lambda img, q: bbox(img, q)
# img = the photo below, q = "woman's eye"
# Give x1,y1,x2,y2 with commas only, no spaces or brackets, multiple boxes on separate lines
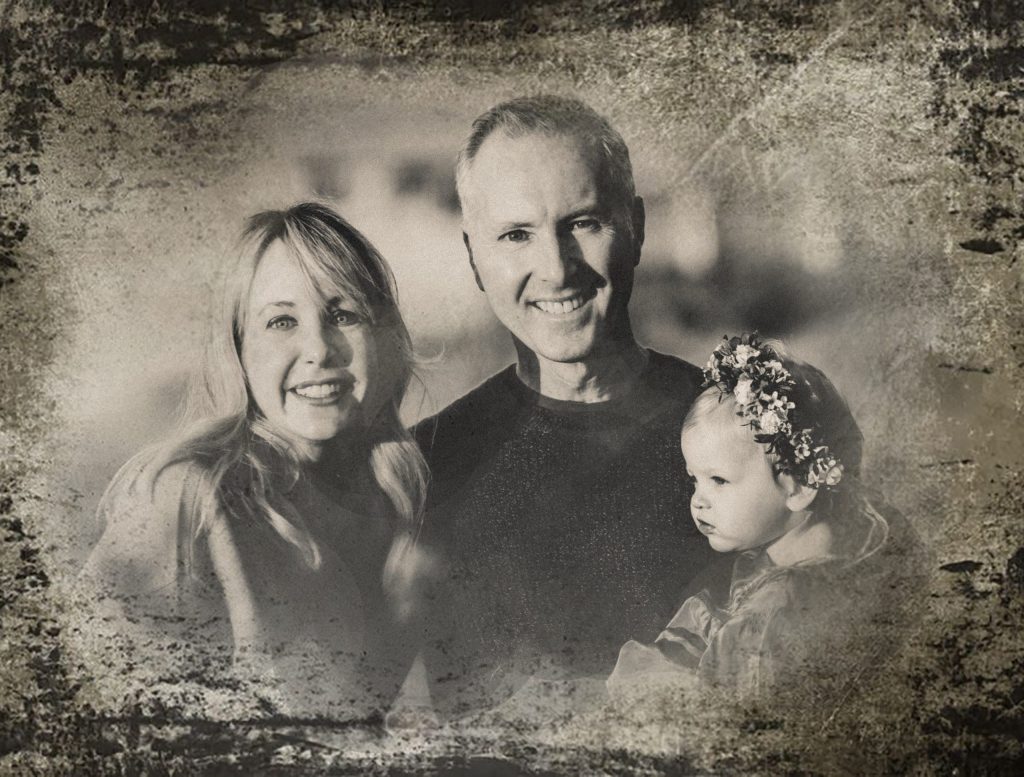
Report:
500,229,530,243
330,309,362,326
267,315,296,330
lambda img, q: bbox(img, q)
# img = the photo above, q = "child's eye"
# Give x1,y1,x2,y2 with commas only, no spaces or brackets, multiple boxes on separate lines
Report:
267,315,297,330
711,476,728,485
329,308,362,327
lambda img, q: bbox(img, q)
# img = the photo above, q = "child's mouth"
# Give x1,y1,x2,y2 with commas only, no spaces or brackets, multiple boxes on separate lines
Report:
695,518,715,535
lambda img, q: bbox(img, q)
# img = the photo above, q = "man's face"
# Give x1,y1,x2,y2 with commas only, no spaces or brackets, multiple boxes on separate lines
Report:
460,131,643,366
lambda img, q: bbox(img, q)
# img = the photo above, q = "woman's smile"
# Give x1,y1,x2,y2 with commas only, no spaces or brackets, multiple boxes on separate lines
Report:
289,377,353,403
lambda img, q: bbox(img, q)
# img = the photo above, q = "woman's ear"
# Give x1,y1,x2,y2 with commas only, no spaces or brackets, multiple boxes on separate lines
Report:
778,472,819,513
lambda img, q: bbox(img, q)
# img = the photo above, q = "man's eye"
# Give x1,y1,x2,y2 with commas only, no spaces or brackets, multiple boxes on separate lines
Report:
267,315,296,330
500,229,530,243
570,218,600,232
330,309,362,327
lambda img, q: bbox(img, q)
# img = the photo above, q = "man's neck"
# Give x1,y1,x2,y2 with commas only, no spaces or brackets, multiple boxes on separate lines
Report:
514,339,650,403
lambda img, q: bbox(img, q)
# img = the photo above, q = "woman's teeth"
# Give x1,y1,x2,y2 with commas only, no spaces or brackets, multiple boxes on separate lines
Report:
534,294,586,315
294,382,342,399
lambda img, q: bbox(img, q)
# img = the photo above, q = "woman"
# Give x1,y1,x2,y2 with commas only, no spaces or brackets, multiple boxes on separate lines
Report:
81,203,428,719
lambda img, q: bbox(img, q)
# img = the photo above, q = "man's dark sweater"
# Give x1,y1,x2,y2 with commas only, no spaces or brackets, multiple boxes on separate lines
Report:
414,350,719,713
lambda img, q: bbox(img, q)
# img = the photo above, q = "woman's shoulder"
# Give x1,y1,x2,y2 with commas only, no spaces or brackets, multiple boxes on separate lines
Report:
83,456,211,597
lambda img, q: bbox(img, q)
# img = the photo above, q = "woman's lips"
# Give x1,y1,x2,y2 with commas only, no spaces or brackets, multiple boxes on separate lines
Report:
289,378,352,404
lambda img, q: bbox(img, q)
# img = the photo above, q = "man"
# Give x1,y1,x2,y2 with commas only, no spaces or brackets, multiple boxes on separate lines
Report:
416,95,718,715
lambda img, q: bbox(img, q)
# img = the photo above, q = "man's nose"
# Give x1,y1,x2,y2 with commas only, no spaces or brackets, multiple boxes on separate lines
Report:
534,229,581,285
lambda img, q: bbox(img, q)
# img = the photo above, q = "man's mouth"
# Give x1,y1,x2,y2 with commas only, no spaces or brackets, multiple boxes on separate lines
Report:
530,288,595,315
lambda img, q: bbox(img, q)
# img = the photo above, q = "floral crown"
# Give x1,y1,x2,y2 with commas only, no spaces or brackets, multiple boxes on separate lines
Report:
702,333,844,489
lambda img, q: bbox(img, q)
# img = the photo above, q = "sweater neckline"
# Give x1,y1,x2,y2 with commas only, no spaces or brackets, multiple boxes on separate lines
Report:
499,354,657,415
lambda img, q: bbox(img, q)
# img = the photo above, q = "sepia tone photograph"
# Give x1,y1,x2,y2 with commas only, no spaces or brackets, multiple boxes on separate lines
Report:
1,1,1022,774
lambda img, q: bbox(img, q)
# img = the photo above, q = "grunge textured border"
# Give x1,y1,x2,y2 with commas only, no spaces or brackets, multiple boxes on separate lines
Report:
1,1,1022,773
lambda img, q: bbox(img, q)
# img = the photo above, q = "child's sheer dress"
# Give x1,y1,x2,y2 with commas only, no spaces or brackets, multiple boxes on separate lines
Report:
609,506,925,703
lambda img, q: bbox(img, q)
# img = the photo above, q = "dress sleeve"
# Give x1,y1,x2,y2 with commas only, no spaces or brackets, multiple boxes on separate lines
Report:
73,461,233,704
81,461,205,616
697,583,809,697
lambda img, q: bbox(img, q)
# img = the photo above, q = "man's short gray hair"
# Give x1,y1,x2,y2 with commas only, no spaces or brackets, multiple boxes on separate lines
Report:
455,95,638,221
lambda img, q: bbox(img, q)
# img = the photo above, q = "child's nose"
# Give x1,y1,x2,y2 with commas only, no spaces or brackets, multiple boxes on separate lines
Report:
691,488,709,511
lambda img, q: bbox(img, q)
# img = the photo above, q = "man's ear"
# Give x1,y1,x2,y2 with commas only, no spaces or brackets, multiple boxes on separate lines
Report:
463,231,484,291
779,472,818,513
631,196,646,265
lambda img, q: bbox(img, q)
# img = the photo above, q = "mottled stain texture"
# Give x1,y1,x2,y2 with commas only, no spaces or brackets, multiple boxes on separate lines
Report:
1,0,1022,774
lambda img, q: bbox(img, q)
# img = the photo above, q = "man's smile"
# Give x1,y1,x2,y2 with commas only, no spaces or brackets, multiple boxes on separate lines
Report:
529,287,597,316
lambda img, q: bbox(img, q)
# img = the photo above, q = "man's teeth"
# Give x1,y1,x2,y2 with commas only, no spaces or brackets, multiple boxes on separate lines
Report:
534,295,586,314
294,382,342,399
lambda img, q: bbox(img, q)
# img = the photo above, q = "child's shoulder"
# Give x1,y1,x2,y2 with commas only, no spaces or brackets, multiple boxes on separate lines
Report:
729,555,860,631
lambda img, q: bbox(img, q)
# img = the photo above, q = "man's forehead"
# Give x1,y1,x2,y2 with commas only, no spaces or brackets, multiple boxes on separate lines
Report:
462,130,606,216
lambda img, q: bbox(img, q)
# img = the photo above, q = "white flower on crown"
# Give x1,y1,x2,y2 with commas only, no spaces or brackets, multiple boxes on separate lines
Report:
733,344,759,366
733,375,755,406
760,391,794,412
793,433,812,461
758,408,788,435
824,463,844,487
706,356,722,383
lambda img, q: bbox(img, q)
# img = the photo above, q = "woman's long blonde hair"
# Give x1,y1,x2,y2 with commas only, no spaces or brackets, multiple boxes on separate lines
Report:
99,203,427,572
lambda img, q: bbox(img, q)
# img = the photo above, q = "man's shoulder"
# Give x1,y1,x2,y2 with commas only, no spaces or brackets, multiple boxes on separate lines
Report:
643,349,704,396
413,364,521,460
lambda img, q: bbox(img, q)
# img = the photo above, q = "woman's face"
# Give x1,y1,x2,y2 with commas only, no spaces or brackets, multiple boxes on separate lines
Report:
240,240,391,460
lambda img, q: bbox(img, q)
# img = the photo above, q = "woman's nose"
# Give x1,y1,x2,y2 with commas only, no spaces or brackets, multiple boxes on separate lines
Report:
302,321,346,365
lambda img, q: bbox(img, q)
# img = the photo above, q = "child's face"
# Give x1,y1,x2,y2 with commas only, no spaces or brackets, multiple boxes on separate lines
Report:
681,405,802,555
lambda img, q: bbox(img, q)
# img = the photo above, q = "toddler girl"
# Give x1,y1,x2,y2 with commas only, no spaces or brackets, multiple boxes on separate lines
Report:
609,333,916,699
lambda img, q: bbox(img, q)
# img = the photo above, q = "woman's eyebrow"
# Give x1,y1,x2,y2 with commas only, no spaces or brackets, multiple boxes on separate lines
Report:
257,300,295,314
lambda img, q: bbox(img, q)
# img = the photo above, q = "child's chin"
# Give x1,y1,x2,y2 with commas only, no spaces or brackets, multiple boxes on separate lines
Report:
707,536,736,553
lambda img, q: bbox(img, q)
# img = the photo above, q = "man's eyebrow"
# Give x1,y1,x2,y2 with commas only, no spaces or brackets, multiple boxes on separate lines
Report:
563,204,605,221
493,220,534,232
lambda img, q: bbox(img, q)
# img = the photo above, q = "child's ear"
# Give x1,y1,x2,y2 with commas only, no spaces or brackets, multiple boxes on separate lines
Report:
778,472,818,513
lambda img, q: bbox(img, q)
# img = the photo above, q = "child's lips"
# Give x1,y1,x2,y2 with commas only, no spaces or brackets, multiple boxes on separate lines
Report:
695,518,715,535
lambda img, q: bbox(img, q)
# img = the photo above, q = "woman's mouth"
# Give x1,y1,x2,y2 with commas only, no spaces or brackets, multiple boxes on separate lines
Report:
289,379,350,403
